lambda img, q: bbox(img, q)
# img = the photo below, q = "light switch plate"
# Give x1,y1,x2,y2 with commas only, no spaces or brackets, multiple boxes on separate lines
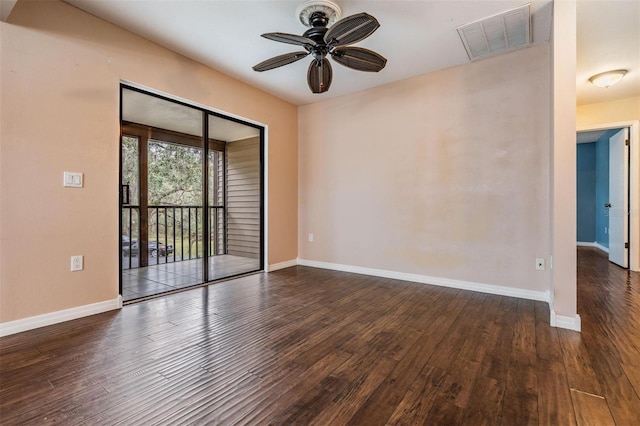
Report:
64,172,83,188
71,255,83,271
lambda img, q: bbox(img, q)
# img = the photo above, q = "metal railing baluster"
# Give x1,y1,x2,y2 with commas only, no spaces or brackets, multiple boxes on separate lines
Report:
121,205,223,267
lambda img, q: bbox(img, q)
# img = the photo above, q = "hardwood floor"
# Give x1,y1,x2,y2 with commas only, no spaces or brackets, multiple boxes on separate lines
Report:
1,247,638,425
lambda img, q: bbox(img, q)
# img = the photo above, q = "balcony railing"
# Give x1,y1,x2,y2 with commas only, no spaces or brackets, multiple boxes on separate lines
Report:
122,205,224,269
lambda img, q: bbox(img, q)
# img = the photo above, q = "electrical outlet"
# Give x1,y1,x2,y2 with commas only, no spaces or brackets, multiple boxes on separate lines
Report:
535,258,545,271
308,233,314,242
605,227,608,234
71,255,83,272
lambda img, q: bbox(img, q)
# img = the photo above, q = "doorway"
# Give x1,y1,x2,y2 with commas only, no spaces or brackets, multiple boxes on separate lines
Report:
119,86,264,301
577,125,636,269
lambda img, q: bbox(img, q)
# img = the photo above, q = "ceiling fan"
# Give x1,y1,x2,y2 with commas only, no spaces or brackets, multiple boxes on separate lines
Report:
252,0,387,94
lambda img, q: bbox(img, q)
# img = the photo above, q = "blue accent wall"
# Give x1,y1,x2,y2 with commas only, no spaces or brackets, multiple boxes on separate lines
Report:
577,143,596,242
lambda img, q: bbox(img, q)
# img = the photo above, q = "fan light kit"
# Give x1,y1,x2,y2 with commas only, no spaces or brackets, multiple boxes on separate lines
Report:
253,0,387,94
589,69,628,88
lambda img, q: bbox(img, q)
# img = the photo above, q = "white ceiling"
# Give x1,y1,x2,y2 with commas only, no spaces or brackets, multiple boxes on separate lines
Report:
59,1,638,107
576,0,640,105
576,129,606,144
64,0,556,106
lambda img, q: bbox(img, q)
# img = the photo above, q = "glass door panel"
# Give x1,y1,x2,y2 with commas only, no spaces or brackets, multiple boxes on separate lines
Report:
208,114,262,279
121,87,204,301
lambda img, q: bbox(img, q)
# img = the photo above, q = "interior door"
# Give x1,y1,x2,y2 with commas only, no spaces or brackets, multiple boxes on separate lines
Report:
608,128,629,268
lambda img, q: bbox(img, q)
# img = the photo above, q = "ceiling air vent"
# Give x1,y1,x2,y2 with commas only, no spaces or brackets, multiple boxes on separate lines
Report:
457,3,531,61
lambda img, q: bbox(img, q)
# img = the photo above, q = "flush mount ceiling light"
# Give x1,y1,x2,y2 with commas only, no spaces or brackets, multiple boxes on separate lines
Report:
589,69,628,88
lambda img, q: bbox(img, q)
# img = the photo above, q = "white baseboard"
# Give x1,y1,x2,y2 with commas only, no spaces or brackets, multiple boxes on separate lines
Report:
0,296,122,337
577,241,596,247
297,258,550,302
577,241,609,253
550,310,581,331
267,259,298,272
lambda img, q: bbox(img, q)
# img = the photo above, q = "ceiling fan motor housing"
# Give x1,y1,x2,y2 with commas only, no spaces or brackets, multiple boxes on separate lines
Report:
304,12,330,59
303,18,329,43
309,11,329,27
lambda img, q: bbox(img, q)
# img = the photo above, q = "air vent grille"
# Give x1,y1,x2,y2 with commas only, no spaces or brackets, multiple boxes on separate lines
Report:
457,4,531,61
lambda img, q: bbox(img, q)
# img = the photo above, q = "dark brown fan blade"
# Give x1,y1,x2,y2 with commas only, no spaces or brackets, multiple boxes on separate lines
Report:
253,51,309,72
261,32,316,47
307,58,332,93
324,13,380,47
331,47,387,72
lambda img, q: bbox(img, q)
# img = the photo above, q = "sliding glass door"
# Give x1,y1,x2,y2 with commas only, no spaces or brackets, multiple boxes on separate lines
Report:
119,86,263,301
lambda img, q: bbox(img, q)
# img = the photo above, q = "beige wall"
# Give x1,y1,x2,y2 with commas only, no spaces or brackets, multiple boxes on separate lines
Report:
577,96,640,128
299,43,552,293
0,0,297,323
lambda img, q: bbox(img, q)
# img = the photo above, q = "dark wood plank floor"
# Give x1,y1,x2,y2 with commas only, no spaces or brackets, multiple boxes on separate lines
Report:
1,247,638,425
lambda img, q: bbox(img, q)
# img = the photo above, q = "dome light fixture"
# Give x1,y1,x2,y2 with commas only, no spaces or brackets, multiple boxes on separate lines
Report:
589,69,628,88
